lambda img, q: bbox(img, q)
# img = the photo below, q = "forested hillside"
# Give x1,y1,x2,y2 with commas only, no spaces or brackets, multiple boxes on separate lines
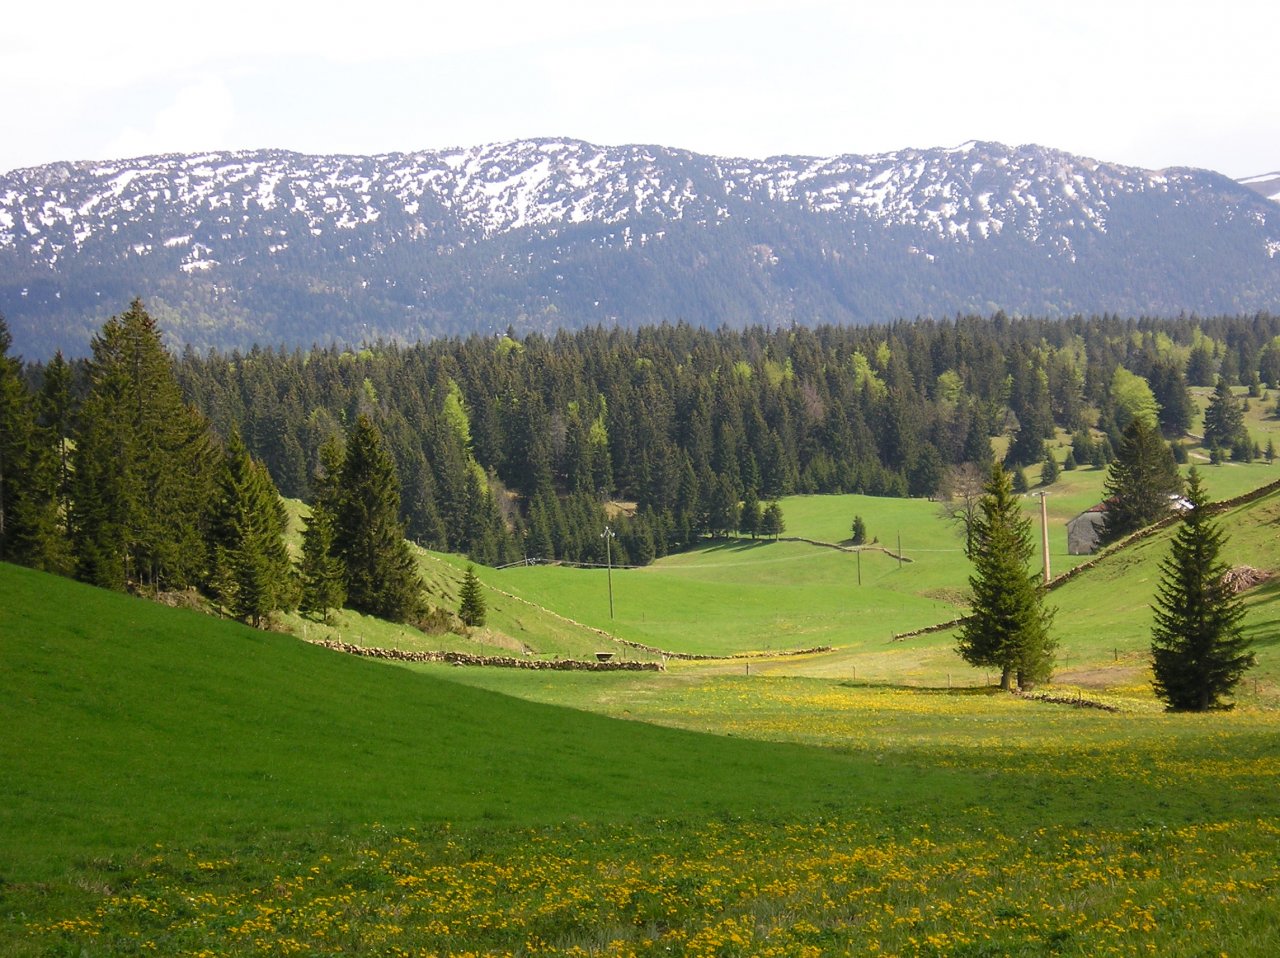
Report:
9,305,1280,587
168,310,1277,566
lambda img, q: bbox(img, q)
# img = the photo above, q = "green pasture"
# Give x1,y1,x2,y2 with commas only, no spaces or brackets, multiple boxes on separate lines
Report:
5,560,1280,956
492,539,958,656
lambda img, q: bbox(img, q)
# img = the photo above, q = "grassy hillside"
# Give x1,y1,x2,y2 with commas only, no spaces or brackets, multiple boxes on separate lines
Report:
6,561,1280,956
2,562,918,879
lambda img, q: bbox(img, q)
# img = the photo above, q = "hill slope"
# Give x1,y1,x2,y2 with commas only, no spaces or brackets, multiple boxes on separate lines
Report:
0,561,969,881
4,139,1279,355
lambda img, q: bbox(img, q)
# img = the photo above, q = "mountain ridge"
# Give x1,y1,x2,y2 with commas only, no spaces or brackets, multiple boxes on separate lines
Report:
3,138,1278,356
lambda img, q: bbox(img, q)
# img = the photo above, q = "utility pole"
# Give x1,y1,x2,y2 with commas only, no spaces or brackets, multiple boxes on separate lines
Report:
601,525,616,618
1035,490,1051,584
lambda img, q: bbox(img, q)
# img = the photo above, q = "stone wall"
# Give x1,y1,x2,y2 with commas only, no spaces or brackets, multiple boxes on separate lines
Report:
311,639,662,671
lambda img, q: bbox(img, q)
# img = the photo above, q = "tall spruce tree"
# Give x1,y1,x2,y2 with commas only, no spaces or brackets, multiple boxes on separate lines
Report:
1100,418,1182,543
70,300,217,591
299,435,347,618
333,414,424,622
458,564,487,627
958,464,1056,689
1202,377,1247,456
1150,469,1255,710
209,431,296,627
0,317,66,570
760,501,785,539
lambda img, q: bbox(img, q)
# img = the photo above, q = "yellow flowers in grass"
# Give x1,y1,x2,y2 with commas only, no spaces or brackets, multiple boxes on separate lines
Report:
29,817,1280,956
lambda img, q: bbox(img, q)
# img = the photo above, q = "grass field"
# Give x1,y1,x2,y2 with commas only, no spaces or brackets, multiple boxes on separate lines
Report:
6,417,1280,956
5,532,1280,955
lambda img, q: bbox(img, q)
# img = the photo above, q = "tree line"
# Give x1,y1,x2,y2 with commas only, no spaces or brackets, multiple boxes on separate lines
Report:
0,302,422,627
162,309,1277,565
11,307,1280,578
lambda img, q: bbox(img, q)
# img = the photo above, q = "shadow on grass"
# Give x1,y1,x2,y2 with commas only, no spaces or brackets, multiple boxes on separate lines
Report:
689,538,778,556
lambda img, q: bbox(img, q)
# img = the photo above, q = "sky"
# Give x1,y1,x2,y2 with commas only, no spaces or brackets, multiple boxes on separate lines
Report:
3,0,1277,178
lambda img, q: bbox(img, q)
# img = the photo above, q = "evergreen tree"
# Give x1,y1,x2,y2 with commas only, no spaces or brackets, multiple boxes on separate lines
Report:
1149,357,1194,438
1150,469,1254,710
333,414,424,622
0,317,66,570
761,501,785,539
738,488,762,538
70,300,217,591
458,564,487,627
1011,464,1029,493
1040,450,1060,486
1202,377,1247,453
37,350,75,531
299,435,347,618
851,514,867,546
1101,418,1182,543
708,474,740,537
958,464,1056,689
209,431,296,627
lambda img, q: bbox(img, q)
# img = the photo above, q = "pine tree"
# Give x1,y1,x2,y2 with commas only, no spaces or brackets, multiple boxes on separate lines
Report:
1040,451,1060,486
0,317,66,570
851,514,867,546
1101,418,1182,543
1150,469,1254,710
958,464,1056,690
209,431,296,627
761,501,785,540
708,474,740,537
1202,377,1247,453
299,435,347,618
458,564,487,627
738,488,762,538
333,414,424,622
70,300,217,591
1011,465,1029,493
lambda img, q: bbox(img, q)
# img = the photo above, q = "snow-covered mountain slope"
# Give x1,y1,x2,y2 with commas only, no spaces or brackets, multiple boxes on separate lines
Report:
2,139,1278,355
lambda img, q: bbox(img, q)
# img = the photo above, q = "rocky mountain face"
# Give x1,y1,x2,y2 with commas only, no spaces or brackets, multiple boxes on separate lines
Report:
2,139,1278,356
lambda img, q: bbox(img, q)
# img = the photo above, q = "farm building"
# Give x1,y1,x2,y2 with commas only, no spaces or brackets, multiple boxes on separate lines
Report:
1067,504,1108,555
1066,494,1195,555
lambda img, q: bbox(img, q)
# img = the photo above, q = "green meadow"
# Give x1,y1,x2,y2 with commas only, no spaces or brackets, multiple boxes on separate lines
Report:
5,433,1280,955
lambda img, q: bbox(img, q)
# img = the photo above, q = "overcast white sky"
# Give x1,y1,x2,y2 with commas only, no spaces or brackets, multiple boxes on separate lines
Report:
3,0,1277,177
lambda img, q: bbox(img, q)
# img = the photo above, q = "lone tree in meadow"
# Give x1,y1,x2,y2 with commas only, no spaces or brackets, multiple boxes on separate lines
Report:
1150,468,1255,711
458,564,487,628
958,463,1056,690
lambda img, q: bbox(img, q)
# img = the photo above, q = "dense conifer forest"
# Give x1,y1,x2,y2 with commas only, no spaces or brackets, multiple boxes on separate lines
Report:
5,305,1280,616
169,310,1277,566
